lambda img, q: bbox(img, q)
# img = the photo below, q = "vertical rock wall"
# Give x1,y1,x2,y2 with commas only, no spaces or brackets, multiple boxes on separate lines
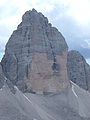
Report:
1,9,69,93
67,50,90,92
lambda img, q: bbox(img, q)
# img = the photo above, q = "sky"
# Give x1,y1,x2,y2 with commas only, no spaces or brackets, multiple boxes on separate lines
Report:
0,0,90,64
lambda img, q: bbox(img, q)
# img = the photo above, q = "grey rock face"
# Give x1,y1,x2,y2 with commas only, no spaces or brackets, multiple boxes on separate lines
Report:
0,63,5,89
0,84,90,120
1,9,69,93
67,50,90,91
0,63,16,93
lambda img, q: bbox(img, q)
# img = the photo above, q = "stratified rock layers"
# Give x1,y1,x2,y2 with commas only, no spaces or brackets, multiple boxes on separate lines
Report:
1,9,69,93
67,50,90,91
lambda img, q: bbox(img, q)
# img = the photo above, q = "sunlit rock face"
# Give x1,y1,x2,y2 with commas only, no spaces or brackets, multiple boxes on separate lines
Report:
67,50,90,92
1,9,70,93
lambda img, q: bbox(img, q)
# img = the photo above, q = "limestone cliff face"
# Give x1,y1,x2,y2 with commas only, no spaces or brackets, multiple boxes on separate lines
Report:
0,63,5,88
1,9,69,93
67,50,90,92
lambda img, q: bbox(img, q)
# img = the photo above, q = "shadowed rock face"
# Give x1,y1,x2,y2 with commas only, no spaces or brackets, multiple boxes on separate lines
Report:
0,63,5,88
67,50,90,92
1,9,69,93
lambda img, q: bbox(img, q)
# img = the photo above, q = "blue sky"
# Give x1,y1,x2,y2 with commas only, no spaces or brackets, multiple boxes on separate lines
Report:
0,0,90,64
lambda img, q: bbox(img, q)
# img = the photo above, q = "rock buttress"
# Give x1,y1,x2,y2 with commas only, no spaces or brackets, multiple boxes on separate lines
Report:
67,50,90,92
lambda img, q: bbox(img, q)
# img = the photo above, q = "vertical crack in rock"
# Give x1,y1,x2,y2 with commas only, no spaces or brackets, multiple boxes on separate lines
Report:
0,63,5,88
49,42,60,72
83,61,88,90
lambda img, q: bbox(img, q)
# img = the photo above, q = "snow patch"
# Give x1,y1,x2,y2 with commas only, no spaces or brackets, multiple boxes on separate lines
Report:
72,85,78,98
70,81,78,98
14,86,19,91
4,76,7,81
70,81,78,87
23,94,32,104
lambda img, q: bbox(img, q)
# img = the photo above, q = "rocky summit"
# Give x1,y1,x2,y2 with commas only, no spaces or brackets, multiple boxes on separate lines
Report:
0,9,90,120
1,9,69,94
67,50,90,92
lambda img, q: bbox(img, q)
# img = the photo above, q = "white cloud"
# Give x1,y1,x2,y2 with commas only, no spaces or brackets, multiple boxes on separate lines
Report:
0,0,8,6
85,39,90,48
86,58,90,65
59,0,90,25
82,39,90,49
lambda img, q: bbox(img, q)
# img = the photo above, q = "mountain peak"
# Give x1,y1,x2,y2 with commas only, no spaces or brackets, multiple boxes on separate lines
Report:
1,9,69,94
0,9,90,120
32,8,37,12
